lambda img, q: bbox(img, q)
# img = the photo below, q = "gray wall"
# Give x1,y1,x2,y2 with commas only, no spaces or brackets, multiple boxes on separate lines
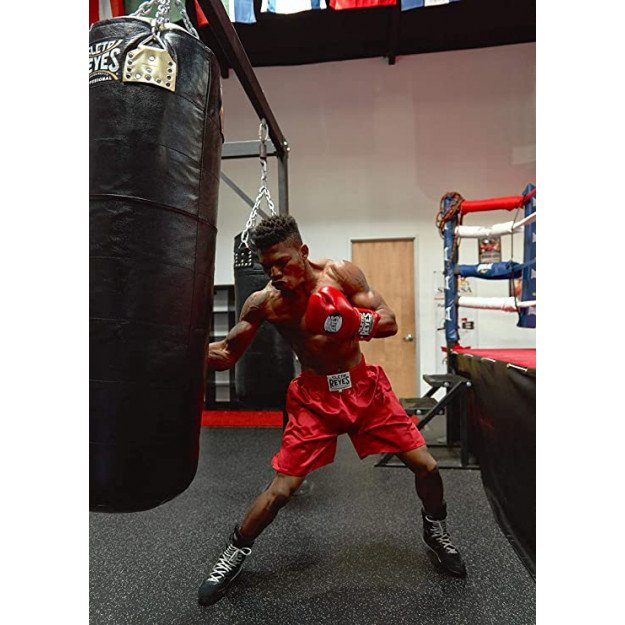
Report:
216,42,536,392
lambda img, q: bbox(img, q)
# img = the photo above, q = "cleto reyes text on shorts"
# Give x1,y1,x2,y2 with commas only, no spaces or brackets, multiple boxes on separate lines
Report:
326,371,352,392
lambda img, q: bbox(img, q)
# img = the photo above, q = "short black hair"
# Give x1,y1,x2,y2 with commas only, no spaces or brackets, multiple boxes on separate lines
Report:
252,215,303,250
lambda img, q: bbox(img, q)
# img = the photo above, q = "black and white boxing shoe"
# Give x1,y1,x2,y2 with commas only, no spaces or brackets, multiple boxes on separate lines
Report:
198,531,252,606
422,507,467,577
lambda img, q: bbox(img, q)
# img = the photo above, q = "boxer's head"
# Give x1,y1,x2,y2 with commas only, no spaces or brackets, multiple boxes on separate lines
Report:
253,215,309,292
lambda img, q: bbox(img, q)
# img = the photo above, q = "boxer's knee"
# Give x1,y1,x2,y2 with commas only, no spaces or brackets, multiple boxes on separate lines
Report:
397,446,439,476
264,475,303,510
417,454,439,476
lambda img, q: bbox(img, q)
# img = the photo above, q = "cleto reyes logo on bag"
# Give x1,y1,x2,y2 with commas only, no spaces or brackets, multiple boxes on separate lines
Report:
89,39,124,85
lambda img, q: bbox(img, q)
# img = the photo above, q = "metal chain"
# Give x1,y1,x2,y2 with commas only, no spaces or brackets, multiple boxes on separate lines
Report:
241,120,277,249
173,0,199,37
131,0,198,38
257,120,275,214
131,0,161,17
154,0,172,27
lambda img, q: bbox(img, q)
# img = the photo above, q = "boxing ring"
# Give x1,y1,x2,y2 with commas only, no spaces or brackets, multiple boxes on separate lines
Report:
438,185,536,577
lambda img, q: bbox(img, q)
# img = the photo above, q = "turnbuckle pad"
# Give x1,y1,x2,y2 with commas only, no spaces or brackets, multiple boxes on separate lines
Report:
123,44,177,92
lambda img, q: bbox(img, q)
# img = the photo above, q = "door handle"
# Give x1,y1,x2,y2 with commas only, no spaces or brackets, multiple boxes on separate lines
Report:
403,334,414,342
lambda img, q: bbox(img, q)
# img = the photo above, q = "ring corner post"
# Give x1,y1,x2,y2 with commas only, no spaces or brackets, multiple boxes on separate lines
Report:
518,183,536,329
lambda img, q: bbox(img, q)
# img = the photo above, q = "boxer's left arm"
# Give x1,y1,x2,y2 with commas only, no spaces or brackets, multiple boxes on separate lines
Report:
330,261,398,338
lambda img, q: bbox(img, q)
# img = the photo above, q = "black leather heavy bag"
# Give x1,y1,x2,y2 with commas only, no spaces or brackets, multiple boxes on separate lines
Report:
233,234,295,410
89,17,222,512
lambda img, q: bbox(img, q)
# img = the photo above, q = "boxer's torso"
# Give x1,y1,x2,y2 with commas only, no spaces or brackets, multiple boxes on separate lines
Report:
257,258,363,375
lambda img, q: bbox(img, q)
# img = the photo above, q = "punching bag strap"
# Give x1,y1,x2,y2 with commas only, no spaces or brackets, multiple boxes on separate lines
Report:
122,29,178,92
124,0,200,92
241,120,277,250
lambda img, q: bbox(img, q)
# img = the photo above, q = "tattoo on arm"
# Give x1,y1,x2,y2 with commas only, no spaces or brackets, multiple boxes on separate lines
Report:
331,261,398,336
331,260,369,294
332,261,383,308
351,268,370,293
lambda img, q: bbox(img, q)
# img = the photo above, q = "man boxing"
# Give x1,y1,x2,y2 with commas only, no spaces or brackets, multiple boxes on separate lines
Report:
198,215,466,606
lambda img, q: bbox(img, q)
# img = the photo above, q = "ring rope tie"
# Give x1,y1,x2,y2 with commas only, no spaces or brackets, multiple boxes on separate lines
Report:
435,191,464,265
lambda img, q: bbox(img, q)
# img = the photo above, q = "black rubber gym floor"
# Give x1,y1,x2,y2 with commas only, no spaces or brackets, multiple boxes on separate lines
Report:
90,428,536,625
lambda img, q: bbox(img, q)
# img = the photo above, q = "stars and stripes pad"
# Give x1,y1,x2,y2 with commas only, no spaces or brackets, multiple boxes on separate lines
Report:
456,261,527,280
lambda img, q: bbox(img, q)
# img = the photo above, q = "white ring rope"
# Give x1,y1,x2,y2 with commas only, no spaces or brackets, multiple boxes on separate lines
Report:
455,212,536,239
458,296,536,312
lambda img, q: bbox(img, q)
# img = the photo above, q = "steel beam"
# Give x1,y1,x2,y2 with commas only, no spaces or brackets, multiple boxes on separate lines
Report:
277,150,289,215
193,0,288,160
222,140,278,160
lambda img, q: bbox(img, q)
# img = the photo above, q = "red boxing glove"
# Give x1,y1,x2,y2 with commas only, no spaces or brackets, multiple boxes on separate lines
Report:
303,286,380,341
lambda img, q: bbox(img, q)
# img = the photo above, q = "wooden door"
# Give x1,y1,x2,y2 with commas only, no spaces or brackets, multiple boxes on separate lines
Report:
351,238,417,398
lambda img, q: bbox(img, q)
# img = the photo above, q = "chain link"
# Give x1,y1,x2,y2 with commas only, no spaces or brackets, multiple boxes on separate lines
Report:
173,0,199,37
241,120,277,250
154,0,171,27
131,0,199,38
131,0,160,17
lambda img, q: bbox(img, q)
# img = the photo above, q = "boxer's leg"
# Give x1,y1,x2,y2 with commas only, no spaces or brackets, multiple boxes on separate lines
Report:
282,407,312,497
396,446,467,577
238,472,306,540
199,376,337,606
198,472,304,606
395,446,445,517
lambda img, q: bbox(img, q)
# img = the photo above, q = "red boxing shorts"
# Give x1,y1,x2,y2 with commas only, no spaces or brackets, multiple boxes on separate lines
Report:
272,357,425,477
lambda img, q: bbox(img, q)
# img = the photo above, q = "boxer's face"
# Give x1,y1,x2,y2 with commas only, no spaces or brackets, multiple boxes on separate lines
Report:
259,239,308,292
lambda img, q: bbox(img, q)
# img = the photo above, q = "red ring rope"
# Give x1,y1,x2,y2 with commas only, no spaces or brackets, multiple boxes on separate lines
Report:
460,188,536,214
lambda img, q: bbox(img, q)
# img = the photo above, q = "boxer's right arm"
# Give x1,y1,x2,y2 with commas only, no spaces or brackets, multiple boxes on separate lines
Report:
207,291,266,371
